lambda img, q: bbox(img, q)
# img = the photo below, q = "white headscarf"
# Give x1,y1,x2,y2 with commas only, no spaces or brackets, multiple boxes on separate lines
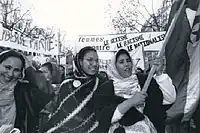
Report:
107,49,141,99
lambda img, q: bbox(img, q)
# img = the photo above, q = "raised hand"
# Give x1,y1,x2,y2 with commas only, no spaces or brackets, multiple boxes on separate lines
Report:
152,57,164,76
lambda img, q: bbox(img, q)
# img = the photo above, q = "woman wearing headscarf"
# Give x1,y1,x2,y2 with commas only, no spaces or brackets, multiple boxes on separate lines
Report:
0,50,52,133
43,46,112,133
110,49,166,133
93,49,166,133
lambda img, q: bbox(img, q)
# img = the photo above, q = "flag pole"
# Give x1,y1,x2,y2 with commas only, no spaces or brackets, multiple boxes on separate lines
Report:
142,0,186,93
141,44,145,70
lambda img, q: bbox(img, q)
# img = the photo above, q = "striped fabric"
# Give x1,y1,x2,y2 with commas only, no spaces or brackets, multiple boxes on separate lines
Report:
44,78,100,133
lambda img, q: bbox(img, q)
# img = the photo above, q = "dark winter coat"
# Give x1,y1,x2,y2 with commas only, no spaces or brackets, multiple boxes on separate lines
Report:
14,67,52,133
93,73,166,133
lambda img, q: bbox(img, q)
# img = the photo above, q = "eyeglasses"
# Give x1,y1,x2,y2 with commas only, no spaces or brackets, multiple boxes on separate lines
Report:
84,58,99,64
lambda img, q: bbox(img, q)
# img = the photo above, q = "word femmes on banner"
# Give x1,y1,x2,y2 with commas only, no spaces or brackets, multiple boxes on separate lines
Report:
116,34,165,52
0,28,55,52
78,34,141,51
78,36,111,51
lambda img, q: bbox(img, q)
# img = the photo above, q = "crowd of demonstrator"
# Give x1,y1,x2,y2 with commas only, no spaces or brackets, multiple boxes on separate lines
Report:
0,47,199,133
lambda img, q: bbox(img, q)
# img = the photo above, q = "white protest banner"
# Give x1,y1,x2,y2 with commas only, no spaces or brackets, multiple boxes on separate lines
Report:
130,45,145,70
97,48,145,72
76,32,166,52
0,25,59,55
98,51,114,71
76,32,165,72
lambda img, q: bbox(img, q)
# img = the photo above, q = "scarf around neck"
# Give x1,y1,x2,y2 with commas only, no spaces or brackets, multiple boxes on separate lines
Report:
46,52,101,133
0,50,26,128
0,80,18,127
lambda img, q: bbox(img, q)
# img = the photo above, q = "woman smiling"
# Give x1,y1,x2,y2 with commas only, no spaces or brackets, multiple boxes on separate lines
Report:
0,50,52,133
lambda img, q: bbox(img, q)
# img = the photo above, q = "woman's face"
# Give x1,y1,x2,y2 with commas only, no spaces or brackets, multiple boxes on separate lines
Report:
80,51,99,76
39,66,52,82
59,66,65,75
115,53,133,78
0,57,22,83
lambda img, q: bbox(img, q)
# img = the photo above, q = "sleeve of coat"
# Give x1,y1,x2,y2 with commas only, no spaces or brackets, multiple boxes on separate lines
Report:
93,80,120,132
24,67,53,94
25,83,53,114
93,80,144,132
24,67,53,113
146,79,166,133
138,74,166,133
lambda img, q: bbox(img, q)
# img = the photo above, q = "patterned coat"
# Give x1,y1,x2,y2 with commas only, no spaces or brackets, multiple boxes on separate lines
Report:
43,75,110,133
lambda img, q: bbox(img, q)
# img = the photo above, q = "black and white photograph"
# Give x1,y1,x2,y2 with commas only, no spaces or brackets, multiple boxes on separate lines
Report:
0,0,199,132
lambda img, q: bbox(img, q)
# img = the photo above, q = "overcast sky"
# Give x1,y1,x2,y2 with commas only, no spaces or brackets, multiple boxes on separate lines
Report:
19,0,164,40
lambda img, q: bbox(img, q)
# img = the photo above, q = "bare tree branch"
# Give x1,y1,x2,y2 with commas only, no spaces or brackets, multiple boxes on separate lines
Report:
6,7,19,15
135,8,155,28
141,0,172,32
136,0,152,17
11,10,29,27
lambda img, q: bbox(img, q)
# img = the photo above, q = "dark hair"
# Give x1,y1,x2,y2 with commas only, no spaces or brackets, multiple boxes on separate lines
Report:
41,62,53,75
0,50,25,70
78,46,97,60
99,71,108,80
41,62,62,84
115,49,131,63
73,46,98,77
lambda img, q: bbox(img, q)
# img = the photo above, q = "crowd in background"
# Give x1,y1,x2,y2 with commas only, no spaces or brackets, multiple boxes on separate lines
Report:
0,47,199,133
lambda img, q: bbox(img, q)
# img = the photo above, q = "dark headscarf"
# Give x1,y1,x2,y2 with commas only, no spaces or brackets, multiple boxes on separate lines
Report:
44,47,102,133
73,46,98,79
71,46,102,101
